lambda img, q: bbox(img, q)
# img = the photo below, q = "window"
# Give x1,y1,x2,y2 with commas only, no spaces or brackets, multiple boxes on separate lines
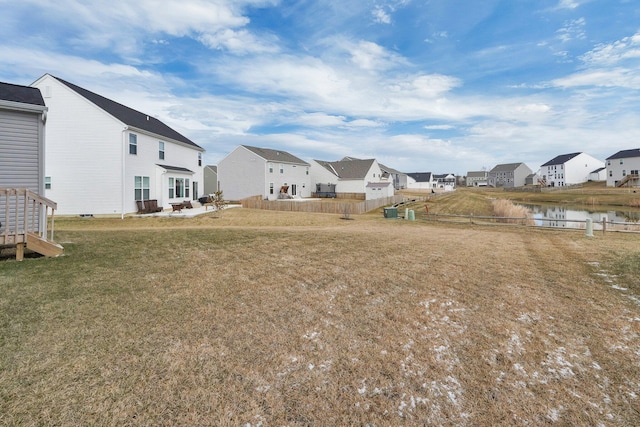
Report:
623,170,626,176
306,167,309,175
45,176,51,190
620,159,624,164
198,152,202,166
609,170,613,177
279,164,284,174
159,141,165,160
269,183,274,195
607,160,611,166
170,178,189,198
129,133,137,155
134,176,150,200
269,163,274,173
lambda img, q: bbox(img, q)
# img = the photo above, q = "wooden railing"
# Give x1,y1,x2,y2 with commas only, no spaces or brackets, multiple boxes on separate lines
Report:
0,188,58,246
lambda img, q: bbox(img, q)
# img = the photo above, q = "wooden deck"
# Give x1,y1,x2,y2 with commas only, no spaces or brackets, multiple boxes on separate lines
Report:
0,188,63,260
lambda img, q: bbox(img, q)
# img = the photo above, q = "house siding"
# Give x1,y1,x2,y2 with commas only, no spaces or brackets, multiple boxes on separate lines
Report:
33,75,124,215
542,153,604,187
32,75,204,215
219,146,311,201
606,151,640,187
0,109,42,191
218,146,269,201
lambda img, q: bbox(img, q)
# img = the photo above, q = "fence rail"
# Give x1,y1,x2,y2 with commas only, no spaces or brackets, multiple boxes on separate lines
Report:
241,195,405,214
0,188,58,245
413,211,640,232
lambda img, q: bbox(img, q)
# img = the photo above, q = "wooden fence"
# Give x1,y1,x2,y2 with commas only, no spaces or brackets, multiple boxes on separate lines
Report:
413,211,640,233
241,195,405,214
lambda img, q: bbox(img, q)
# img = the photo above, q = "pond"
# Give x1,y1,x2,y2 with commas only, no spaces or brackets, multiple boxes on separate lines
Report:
519,204,640,231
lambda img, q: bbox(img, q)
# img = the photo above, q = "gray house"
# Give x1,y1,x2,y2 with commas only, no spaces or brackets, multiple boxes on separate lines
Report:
0,81,62,259
203,165,218,195
488,163,533,187
0,82,47,192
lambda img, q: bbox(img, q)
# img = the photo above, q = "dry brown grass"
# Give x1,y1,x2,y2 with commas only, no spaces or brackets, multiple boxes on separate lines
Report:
491,199,534,225
1,210,639,425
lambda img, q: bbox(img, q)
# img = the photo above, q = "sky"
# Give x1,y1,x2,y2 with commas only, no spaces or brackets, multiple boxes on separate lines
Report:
1,0,639,175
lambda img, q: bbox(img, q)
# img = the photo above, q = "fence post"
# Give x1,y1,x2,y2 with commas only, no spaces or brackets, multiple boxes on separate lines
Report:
602,216,607,234
585,218,593,237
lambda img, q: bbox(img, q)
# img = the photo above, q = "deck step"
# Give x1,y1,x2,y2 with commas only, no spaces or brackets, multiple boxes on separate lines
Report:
26,233,64,258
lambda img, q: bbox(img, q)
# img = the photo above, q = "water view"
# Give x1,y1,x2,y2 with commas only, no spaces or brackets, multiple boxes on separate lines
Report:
519,204,640,231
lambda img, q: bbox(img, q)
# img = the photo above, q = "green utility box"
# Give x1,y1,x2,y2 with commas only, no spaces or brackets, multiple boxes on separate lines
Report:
383,207,398,219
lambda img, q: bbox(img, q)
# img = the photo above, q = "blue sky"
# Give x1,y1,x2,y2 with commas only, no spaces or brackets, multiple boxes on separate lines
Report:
1,0,639,175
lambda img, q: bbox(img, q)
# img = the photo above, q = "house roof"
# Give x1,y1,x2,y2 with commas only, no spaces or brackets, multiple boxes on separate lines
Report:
0,81,45,106
540,152,582,167
242,145,309,165
606,148,640,160
591,167,606,173
314,158,376,179
378,163,404,175
467,171,488,178
407,172,433,182
490,162,526,172
157,164,194,173
50,75,203,150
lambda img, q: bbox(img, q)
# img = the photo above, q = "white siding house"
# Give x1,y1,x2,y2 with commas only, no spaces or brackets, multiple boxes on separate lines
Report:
31,74,204,216
540,152,604,187
466,171,488,187
218,145,311,201
406,173,436,190
309,158,391,200
606,148,640,187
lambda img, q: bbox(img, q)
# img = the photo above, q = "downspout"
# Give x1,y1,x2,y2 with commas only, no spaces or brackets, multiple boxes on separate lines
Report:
121,128,127,219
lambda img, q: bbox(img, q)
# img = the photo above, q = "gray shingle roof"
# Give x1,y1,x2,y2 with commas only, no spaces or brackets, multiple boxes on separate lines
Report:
490,163,525,172
315,158,376,179
0,82,45,106
540,152,581,167
407,172,433,182
606,148,640,160
52,76,202,150
242,145,309,165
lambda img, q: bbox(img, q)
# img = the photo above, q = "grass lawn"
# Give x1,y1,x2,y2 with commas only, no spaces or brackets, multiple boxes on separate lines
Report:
1,207,639,425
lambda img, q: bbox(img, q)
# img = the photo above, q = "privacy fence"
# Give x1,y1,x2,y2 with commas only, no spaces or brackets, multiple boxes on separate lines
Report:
241,195,405,215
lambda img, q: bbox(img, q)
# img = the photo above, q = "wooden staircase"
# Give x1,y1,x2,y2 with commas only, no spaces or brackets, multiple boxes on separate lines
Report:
1,188,63,261
616,173,639,187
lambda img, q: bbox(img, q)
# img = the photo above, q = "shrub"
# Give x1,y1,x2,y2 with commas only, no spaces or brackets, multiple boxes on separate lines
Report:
491,199,534,225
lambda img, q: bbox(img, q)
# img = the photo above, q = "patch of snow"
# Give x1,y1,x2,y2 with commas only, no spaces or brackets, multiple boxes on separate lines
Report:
611,284,628,290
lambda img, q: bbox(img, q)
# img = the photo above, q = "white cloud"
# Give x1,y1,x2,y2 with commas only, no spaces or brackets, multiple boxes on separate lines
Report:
372,6,391,24
557,0,581,9
580,32,640,66
197,29,280,54
556,17,586,43
347,40,407,71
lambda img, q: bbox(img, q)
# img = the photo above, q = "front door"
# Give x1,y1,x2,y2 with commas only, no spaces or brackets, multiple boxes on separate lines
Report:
291,184,297,196
193,181,198,200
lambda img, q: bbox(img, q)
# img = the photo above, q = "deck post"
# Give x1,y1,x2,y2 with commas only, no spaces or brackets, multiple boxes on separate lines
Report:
16,243,25,261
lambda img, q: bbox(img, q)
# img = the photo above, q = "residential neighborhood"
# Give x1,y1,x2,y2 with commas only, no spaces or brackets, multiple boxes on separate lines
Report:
2,75,640,229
